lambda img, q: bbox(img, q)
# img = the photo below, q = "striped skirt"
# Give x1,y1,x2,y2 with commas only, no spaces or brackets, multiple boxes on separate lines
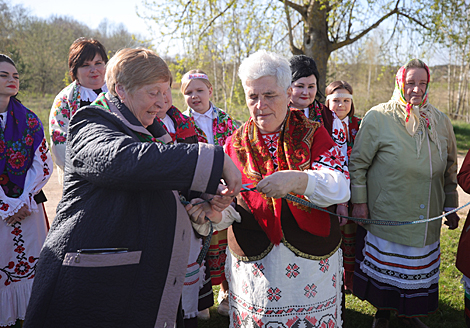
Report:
353,226,439,317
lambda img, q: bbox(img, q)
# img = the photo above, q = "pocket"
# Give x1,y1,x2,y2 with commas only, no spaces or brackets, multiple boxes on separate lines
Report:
48,250,143,325
62,251,142,267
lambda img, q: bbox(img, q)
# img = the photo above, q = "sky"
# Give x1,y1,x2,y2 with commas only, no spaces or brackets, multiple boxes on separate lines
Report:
10,0,153,39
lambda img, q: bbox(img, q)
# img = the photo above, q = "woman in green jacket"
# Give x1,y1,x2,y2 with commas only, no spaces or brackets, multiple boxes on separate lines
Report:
349,59,459,328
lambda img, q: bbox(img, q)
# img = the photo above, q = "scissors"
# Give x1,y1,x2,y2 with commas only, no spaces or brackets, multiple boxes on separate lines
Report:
241,183,257,192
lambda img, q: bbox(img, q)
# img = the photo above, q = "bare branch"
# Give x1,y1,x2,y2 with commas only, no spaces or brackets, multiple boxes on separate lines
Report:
346,0,357,39
283,0,302,54
330,7,400,51
198,0,236,38
279,0,306,19
397,11,428,30
168,0,192,35
274,19,302,48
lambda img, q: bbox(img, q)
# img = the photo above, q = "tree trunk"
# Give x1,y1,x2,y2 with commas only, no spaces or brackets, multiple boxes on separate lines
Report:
448,49,451,115
455,54,465,116
303,2,331,93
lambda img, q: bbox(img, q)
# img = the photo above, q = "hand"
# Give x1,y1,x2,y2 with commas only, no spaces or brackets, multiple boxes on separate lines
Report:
6,204,31,226
211,184,234,212
444,212,459,230
336,204,348,226
257,171,308,198
185,198,222,225
352,203,368,226
221,153,242,198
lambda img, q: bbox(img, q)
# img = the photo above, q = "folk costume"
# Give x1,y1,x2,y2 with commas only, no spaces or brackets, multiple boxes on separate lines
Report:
24,93,224,328
49,80,107,183
0,99,53,327
456,149,470,327
322,100,361,292
289,99,325,125
184,104,238,291
349,61,459,318
224,110,350,328
157,106,198,144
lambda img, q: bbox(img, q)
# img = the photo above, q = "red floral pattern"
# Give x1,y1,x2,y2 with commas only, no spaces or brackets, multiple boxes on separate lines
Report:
188,105,238,145
0,221,39,286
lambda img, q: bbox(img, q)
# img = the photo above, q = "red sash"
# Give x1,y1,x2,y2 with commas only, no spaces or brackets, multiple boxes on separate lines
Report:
226,110,338,245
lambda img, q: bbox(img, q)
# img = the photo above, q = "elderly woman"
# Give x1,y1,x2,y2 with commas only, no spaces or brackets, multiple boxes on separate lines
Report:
288,55,325,124
189,50,350,327
350,59,459,328
23,48,241,327
0,54,53,327
49,38,108,182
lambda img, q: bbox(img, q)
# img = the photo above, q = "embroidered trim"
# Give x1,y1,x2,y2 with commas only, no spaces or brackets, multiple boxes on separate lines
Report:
282,237,341,261
228,243,274,262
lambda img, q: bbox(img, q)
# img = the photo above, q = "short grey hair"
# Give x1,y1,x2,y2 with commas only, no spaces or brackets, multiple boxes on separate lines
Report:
238,50,291,91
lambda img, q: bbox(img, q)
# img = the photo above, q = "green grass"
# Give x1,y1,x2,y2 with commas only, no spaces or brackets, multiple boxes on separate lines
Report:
452,120,470,154
17,92,54,139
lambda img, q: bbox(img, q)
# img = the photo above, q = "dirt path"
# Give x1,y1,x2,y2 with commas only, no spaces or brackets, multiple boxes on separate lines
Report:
42,155,470,226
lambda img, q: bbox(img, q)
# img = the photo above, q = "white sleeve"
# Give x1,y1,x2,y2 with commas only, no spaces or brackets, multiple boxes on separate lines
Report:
49,93,72,170
303,144,350,207
0,138,53,220
303,168,350,207
190,205,241,236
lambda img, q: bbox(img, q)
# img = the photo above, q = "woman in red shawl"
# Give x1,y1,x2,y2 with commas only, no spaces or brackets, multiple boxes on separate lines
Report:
188,50,350,328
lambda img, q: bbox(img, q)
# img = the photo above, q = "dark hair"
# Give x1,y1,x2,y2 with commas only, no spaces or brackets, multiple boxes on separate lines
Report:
0,54,16,67
325,80,355,117
68,38,108,81
289,55,319,83
289,55,323,101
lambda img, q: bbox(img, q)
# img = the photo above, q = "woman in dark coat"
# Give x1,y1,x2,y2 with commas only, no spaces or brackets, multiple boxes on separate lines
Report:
24,48,241,328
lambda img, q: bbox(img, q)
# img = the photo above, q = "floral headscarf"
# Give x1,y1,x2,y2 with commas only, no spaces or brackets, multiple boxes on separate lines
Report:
391,59,442,160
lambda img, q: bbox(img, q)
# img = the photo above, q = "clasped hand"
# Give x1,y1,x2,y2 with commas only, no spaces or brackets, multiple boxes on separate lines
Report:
5,204,31,226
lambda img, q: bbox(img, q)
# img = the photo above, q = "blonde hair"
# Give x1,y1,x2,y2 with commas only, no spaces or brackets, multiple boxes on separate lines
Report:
180,69,212,94
106,48,171,97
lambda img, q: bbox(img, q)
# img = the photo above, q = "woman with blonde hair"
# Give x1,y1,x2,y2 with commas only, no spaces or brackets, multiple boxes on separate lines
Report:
322,80,361,293
181,69,238,318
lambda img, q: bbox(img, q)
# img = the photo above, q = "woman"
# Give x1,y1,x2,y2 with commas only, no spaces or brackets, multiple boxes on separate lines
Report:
190,50,350,327
322,80,361,293
288,55,325,124
49,37,108,182
456,149,470,328
0,54,53,327
181,69,238,317
23,48,241,327
350,59,459,328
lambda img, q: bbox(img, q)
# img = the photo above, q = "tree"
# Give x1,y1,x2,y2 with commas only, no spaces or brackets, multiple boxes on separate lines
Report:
140,0,437,90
